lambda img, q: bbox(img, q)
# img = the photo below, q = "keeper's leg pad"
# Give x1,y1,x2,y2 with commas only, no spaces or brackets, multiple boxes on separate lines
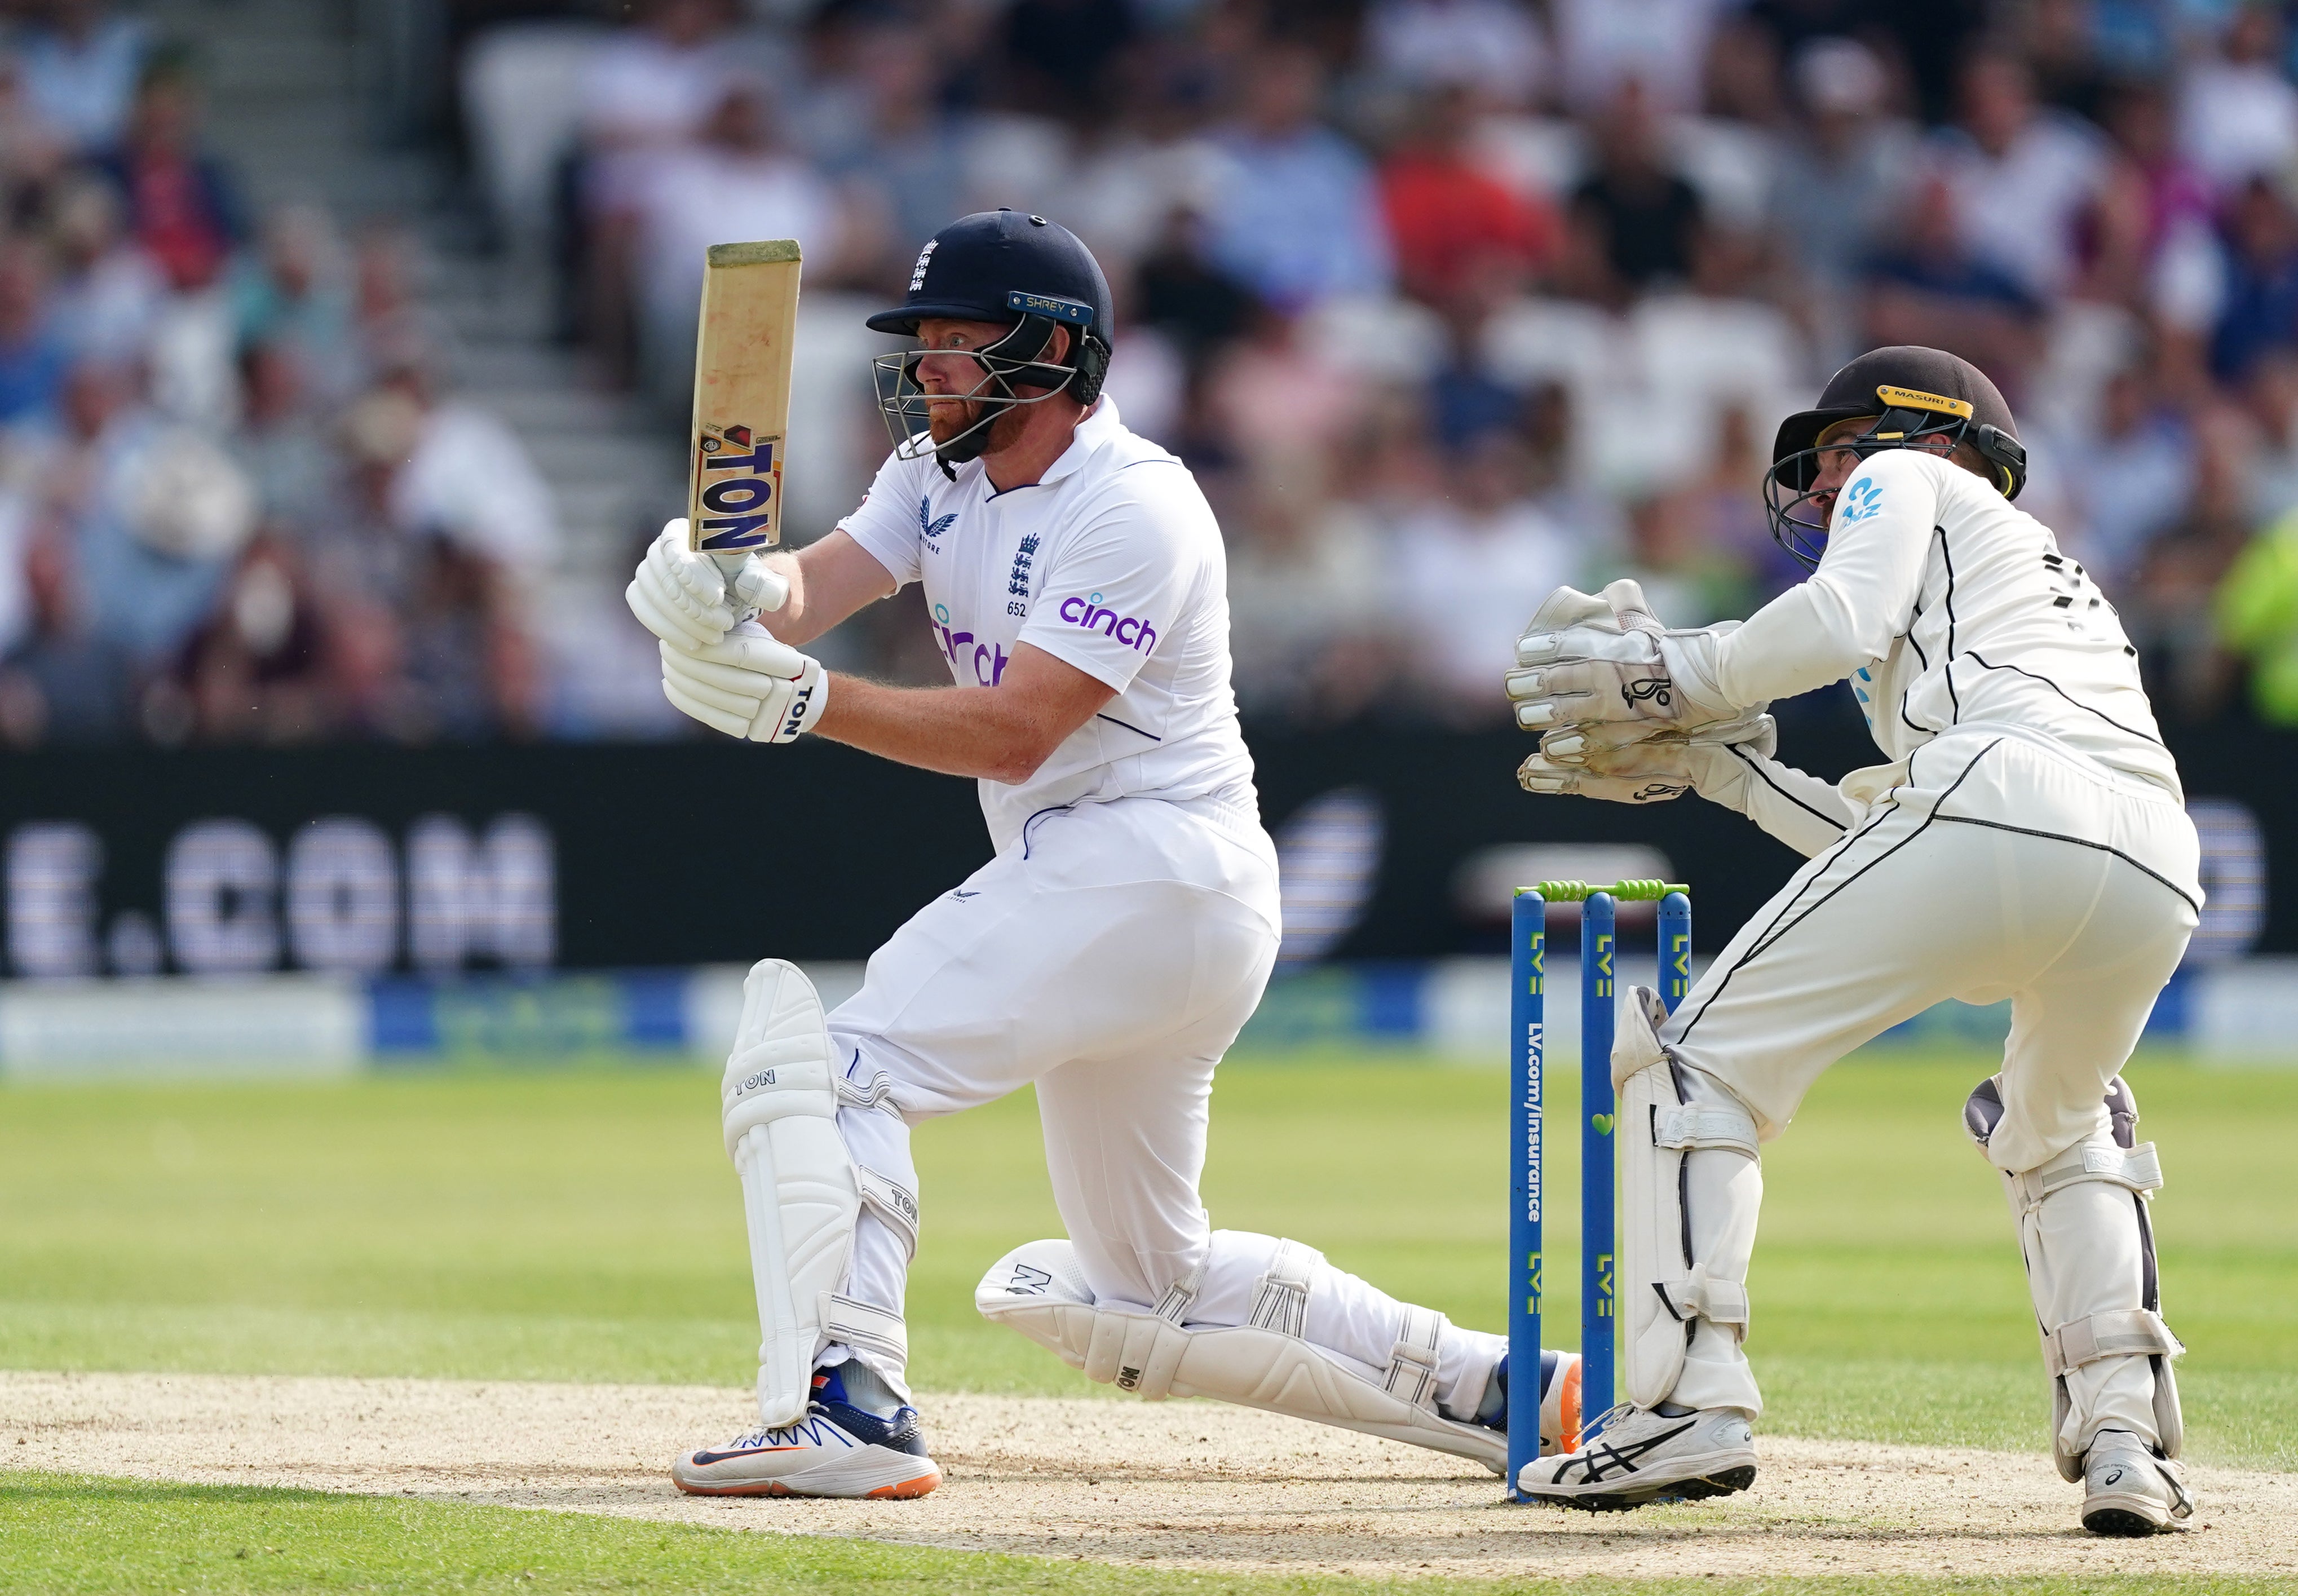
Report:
1614,985,1762,1412
974,1237,1508,1472
1967,1073,2184,1482
723,960,920,1428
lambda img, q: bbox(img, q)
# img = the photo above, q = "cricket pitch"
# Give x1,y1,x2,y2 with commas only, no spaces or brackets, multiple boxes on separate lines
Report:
5,1371,2292,1582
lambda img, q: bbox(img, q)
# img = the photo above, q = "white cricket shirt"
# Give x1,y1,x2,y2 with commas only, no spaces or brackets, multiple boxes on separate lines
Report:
837,398,1260,853
1703,448,2195,880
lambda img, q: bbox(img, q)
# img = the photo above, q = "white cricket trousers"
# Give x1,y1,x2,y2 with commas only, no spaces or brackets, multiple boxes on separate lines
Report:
1658,731,2199,1443
820,792,1502,1414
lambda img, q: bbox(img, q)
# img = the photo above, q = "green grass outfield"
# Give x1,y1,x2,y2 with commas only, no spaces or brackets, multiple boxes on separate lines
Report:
1,1048,2292,1593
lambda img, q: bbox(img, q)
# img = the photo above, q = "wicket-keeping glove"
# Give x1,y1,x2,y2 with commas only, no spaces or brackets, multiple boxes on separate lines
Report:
1504,578,1747,733
1517,711,1776,806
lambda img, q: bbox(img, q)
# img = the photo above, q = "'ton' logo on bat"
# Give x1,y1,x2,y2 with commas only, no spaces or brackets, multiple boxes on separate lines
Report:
693,423,781,551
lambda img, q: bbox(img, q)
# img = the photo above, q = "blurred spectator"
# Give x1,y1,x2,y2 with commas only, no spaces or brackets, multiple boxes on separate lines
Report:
1661,401,1792,607
357,365,556,574
1393,428,1577,718
2025,0,2114,125
1862,173,2043,386
1098,325,1185,445
231,205,359,406
44,175,162,365
0,54,66,189
95,59,244,294
231,341,335,534
580,0,738,172
2090,78,2217,321
998,0,1137,125
14,0,145,154
815,26,971,266
1613,488,1751,629
1567,85,1704,302
0,240,66,425
1428,317,1524,452
1365,0,1549,110
1206,304,1372,480
351,226,449,381
39,357,257,666
576,0,743,386
171,536,337,744
2054,357,2193,591
1226,458,1393,724
2247,350,2298,521
1770,40,1917,302
2178,5,2298,194
1928,50,2107,302
633,78,847,407
1514,381,1621,556
2218,499,2298,723
0,527,128,744
1550,0,1722,117
1134,207,1256,363
1203,43,1392,310
1378,85,1556,305
334,383,543,742
2209,173,2298,383
2132,406,2253,717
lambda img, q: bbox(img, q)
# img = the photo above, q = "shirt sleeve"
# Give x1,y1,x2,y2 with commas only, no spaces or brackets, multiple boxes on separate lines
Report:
1718,746,1860,858
1017,468,1198,693
833,451,925,589
1711,449,1942,707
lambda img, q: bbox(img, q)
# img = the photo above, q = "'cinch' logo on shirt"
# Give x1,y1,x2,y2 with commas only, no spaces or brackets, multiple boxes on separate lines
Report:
1059,592,1157,652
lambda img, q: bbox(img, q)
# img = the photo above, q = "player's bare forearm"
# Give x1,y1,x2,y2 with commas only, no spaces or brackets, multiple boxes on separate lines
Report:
814,644,1114,783
757,532,896,648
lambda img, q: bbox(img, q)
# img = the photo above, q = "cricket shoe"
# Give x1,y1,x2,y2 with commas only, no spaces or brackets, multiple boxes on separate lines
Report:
671,1367,940,1499
1475,1349,1585,1456
1513,1403,1757,1510
2081,1429,2193,1536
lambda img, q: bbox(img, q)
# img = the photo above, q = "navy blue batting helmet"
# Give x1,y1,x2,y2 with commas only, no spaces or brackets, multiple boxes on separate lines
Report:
869,210,1115,471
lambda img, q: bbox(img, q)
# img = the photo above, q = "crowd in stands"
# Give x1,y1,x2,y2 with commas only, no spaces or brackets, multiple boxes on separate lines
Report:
512,0,2298,733
0,0,559,746
20,0,2298,743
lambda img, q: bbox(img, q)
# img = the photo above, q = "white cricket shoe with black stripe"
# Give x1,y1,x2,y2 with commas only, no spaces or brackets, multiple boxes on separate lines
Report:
671,1367,940,1500
2082,1429,2193,1536
1513,1404,1757,1510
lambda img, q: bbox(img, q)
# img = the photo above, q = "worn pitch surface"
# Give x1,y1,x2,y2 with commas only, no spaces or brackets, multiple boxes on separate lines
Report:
6,1371,2292,1581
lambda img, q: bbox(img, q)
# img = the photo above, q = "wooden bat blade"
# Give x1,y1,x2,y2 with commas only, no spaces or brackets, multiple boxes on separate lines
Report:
689,239,802,558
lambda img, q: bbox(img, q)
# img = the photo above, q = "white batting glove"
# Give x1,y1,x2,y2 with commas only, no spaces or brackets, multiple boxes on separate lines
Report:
1517,712,1776,806
660,622,827,744
1504,578,1742,733
625,519,790,649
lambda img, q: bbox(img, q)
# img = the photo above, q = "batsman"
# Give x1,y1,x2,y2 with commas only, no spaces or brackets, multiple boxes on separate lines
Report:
625,211,1580,1500
1505,347,2199,1536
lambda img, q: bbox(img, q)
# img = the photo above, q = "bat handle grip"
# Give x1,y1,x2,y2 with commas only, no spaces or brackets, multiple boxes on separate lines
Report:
708,548,768,626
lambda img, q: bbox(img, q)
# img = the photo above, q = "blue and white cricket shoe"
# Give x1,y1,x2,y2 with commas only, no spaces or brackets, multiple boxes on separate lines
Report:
672,1367,941,1499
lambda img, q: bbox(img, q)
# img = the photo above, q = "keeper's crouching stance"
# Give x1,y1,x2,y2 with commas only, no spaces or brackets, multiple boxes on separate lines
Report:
626,213,1580,1502
1505,347,2198,1535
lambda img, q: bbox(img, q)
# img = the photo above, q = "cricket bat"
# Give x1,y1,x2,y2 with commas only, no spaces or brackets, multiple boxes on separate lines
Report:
688,240,802,583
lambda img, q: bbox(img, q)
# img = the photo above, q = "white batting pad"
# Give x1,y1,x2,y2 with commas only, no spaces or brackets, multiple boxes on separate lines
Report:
1614,985,1761,1411
723,959,864,1428
1969,1072,2184,1479
975,1237,1507,1473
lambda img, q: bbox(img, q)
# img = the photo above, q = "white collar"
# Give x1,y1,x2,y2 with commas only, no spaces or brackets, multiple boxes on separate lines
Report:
1031,396,1121,489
